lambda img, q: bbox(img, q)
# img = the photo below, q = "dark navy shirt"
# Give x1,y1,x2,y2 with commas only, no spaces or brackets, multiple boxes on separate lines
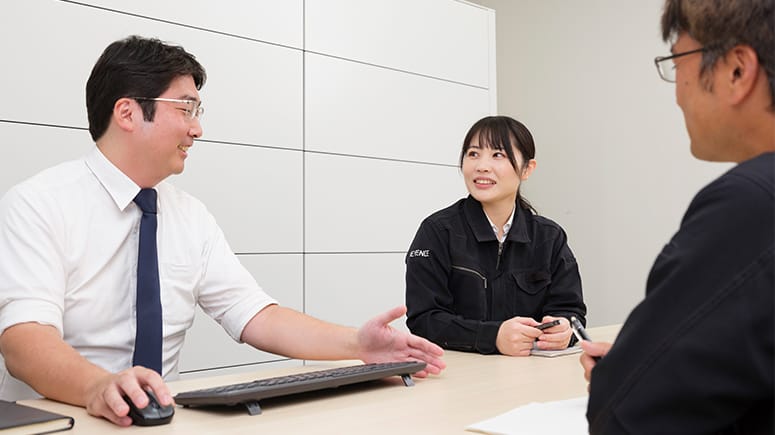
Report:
588,152,775,434
405,196,586,354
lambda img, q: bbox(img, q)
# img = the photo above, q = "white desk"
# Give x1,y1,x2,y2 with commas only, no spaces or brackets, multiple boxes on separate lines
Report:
20,325,619,434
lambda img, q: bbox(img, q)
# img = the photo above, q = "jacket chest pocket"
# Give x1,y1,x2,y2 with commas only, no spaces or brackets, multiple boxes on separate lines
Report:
450,265,487,318
503,270,552,317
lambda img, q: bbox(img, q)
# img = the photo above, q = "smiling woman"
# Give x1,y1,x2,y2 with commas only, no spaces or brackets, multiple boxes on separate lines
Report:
404,115,587,357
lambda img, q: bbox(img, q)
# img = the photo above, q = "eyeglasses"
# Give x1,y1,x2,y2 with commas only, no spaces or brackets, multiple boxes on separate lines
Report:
131,97,204,120
653,47,706,82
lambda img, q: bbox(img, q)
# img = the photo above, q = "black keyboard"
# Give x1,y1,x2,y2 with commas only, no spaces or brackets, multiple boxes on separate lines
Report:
174,361,426,415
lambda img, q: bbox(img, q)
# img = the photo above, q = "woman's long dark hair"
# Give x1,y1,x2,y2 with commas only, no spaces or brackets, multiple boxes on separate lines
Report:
459,116,536,214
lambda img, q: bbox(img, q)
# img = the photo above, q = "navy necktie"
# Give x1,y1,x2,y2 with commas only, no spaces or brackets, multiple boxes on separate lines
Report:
132,188,162,374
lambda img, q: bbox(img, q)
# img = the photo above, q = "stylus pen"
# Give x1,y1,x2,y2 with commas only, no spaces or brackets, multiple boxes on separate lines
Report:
536,319,561,331
570,316,600,362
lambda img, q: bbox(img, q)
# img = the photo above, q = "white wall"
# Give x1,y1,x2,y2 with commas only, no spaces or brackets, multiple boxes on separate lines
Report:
469,0,733,326
0,0,494,376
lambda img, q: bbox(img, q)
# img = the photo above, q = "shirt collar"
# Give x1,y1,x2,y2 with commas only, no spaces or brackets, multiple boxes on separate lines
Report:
84,147,145,212
485,206,515,243
463,196,531,244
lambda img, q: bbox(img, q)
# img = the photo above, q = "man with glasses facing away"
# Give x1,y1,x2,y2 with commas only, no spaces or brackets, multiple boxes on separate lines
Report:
580,1,774,434
0,35,445,427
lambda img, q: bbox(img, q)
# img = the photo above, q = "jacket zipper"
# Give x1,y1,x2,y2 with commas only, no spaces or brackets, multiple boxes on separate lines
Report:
451,265,487,288
495,242,504,270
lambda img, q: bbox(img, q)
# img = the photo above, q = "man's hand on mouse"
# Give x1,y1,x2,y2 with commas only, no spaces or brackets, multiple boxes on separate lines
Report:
84,366,173,426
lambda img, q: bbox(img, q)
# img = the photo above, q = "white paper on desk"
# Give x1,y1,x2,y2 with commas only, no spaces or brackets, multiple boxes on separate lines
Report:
466,396,588,435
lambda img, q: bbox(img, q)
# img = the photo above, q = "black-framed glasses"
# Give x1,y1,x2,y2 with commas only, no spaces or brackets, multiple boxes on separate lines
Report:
654,47,706,83
131,97,204,120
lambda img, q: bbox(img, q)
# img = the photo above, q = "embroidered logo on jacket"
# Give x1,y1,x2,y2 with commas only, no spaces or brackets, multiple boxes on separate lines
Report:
408,249,430,258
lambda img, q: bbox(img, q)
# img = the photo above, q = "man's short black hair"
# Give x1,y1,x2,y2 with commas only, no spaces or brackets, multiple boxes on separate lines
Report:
85,35,207,141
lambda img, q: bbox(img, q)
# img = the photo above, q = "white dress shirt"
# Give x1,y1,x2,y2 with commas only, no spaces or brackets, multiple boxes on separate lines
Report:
484,207,516,243
0,147,276,399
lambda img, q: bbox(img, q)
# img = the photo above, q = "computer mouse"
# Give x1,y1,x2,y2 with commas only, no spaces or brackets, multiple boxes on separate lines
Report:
124,390,175,426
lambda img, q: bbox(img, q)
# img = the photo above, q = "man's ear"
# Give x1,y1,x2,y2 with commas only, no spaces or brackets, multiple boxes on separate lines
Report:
113,97,137,132
726,44,760,106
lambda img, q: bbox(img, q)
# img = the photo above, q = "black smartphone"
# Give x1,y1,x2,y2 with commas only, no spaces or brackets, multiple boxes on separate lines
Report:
536,319,561,330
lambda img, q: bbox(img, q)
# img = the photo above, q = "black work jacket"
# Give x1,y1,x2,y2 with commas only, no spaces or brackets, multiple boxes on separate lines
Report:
405,196,586,354
587,153,774,434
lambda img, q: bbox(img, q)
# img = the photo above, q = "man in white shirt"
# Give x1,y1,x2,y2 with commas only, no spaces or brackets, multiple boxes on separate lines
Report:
0,35,445,427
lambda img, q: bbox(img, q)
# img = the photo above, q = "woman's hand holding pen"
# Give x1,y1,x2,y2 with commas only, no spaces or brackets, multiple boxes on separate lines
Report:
495,317,542,356
533,316,572,350
496,316,573,355
579,341,612,390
